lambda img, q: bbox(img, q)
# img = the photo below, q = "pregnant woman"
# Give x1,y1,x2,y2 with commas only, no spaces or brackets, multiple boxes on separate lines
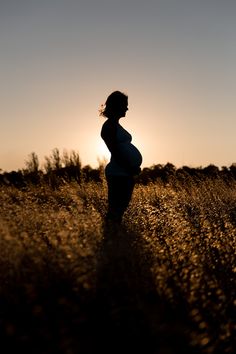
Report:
100,90,142,223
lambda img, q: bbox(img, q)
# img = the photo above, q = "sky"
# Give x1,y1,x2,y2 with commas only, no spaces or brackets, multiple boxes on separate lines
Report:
1,0,236,172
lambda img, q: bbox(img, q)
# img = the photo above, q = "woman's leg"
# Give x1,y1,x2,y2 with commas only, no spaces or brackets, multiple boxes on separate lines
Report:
106,175,135,222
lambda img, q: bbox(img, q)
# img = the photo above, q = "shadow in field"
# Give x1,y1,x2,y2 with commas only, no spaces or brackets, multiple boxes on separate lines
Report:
0,223,197,354
0,254,96,354
90,221,196,354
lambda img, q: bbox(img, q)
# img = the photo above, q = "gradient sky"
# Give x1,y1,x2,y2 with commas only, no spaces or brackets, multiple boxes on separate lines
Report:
1,0,236,172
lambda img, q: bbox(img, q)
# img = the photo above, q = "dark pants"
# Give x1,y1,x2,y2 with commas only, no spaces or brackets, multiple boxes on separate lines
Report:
106,175,135,222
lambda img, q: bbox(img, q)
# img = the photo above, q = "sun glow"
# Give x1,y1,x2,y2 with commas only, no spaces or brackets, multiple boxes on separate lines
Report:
96,139,110,165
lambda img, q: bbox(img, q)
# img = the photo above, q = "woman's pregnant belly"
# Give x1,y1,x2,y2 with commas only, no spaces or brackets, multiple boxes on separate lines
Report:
118,142,142,168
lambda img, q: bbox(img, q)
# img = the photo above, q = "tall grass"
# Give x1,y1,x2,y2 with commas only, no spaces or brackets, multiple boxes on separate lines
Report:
127,178,236,352
0,176,236,353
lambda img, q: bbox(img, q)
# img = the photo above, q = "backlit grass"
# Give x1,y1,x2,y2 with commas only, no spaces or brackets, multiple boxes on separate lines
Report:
0,177,236,353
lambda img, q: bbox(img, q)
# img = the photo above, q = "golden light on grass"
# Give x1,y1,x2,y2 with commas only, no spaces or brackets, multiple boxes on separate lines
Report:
1,168,236,353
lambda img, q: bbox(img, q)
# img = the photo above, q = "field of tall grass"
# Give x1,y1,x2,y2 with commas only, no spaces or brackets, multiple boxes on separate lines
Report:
0,175,236,353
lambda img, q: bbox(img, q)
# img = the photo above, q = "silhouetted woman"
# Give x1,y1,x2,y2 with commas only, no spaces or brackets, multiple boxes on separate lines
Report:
100,91,142,223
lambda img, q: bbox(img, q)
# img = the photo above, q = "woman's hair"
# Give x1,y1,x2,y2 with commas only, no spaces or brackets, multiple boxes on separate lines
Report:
99,90,128,118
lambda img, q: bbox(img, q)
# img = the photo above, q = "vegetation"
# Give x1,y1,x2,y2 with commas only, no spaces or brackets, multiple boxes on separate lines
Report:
1,150,236,353
1,149,236,189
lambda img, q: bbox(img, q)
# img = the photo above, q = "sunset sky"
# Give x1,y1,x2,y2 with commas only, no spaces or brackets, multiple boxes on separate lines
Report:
1,0,236,172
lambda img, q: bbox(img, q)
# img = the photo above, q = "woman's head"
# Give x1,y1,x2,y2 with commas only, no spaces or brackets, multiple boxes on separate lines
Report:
100,91,128,119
